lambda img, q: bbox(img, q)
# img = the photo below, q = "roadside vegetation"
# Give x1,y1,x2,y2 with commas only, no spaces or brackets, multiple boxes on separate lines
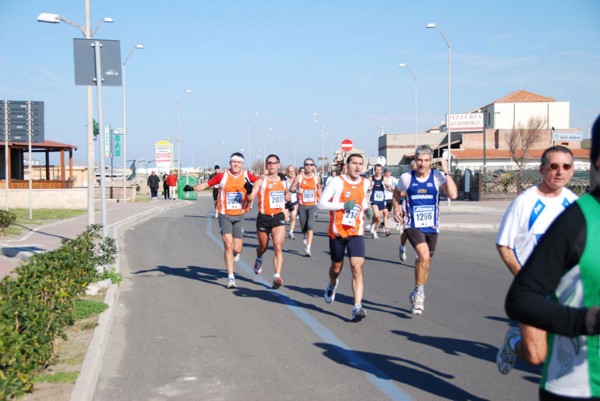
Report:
0,209,86,237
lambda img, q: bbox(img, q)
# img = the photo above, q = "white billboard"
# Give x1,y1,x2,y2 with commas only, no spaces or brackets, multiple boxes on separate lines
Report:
155,140,173,170
447,113,484,132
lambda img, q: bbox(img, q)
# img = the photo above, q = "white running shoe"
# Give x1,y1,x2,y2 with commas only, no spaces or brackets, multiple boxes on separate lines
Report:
253,258,262,275
214,210,218,218
399,247,407,262
352,305,367,322
304,248,312,257
303,235,307,245
497,326,520,374
233,253,240,262
324,279,339,303
371,228,379,240
409,290,425,314
288,232,295,240
227,278,236,289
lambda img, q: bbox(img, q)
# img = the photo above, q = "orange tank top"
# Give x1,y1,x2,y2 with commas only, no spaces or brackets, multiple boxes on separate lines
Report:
298,174,319,206
258,176,285,216
329,176,366,238
217,169,249,216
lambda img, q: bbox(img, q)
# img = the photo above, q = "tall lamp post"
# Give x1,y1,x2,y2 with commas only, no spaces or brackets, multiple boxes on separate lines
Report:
122,44,143,203
399,63,418,149
37,6,113,226
313,113,325,177
427,22,452,205
176,89,192,174
248,112,258,171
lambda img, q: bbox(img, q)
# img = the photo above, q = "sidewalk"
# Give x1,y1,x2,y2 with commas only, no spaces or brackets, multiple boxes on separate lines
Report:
439,199,510,231
0,198,189,280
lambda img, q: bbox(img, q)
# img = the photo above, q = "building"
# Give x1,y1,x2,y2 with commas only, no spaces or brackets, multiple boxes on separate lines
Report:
379,90,589,171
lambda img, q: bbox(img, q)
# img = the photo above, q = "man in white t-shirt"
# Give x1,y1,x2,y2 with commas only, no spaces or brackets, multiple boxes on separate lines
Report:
496,145,577,375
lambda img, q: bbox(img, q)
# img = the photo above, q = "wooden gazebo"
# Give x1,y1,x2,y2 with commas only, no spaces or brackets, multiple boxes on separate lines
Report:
0,140,77,189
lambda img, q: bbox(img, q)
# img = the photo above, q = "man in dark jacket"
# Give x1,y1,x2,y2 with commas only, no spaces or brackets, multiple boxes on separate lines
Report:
147,171,160,200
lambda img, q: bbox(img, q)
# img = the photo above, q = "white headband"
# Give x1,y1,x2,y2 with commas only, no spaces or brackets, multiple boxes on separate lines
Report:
230,155,244,162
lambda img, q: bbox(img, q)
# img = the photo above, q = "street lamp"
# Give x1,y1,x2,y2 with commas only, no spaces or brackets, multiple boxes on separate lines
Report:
399,63,418,149
313,113,325,177
248,112,259,171
427,22,452,205
176,89,192,174
122,44,143,203
37,6,113,226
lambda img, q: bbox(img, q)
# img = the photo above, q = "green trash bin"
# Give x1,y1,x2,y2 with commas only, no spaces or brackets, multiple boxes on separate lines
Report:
177,175,198,200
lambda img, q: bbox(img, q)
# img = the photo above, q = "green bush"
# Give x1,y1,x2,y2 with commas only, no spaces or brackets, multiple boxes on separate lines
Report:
0,210,16,233
0,225,116,398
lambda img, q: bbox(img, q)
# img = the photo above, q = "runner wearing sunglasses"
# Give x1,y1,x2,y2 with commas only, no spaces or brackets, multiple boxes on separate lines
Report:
290,158,322,257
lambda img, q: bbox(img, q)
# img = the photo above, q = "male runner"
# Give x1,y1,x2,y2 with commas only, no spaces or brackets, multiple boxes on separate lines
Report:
247,154,290,289
505,118,600,401
283,165,299,239
382,168,396,236
318,153,373,322
369,164,386,239
185,152,258,289
496,145,577,375
290,158,322,256
209,165,221,218
392,145,457,314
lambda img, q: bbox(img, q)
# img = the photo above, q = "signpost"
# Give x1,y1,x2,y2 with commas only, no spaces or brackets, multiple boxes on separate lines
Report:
341,139,353,153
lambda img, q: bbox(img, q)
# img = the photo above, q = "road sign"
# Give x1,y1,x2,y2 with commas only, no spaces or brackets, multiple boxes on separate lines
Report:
113,128,125,135
341,139,353,152
1,100,45,142
114,134,122,157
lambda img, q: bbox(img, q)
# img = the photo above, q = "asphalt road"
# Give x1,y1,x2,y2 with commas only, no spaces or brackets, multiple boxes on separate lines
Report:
94,198,540,401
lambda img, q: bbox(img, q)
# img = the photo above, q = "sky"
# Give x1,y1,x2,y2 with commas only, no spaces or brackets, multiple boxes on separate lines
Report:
2,0,599,171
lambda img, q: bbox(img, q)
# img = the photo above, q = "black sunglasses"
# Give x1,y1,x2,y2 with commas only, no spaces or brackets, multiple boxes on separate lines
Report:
545,163,572,171
304,163,314,166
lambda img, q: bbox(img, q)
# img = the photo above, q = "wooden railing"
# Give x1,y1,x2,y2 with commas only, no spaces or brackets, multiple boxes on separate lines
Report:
3,180,75,189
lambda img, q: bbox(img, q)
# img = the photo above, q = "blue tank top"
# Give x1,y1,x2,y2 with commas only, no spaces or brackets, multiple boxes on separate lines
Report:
406,170,439,234
370,177,385,203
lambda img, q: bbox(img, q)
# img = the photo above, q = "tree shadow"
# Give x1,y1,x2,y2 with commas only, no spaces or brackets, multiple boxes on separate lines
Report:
315,342,488,400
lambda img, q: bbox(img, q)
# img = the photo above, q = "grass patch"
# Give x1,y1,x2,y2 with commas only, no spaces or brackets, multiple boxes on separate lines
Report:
74,299,108,320
35,371,79,384
1,208,86,237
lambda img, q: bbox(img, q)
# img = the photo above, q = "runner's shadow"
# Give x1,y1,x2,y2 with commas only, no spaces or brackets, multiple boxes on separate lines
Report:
132,264,253,289
315,342,488,401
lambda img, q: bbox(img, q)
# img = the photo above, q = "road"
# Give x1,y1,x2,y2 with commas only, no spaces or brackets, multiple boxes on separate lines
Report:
94,198,539,401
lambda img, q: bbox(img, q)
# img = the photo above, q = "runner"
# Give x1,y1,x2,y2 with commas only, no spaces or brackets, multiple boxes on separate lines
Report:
209,165,221,218
382,168,397,236
317,153,373,322
392,145,457,314
185,152,258,289
495,145,577,375
368,164,386,239
283,165,299,239
290,158,322,257
505,120,600,401
247,154,290,289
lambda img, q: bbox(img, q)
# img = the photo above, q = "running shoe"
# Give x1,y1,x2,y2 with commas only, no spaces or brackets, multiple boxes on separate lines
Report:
371,228,379,240
288,232,296,240
303,235,307,245
227,278,237,289
497,326,520,375
304,248,312,257
352,305,367,322
324,279,339,303
233,252,240,262
384,228,390,237
409,290,425,315
399,247,407,262
253,258,263,275
272,276,283,289
214,210,218,218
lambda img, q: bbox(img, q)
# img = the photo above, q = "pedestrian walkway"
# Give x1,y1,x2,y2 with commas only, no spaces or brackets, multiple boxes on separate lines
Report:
0,198,189,280
439,199,511,231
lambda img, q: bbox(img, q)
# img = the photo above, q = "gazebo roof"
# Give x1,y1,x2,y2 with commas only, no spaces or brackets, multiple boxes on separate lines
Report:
2,140,77,151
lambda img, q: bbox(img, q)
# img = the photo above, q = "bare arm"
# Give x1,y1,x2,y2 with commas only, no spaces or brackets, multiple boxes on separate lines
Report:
496,244,521,276
246,178,263,202
392,188,404,222
439,159,458,200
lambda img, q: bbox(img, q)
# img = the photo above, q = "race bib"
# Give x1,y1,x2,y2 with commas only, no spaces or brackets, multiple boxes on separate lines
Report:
226,191,243,210
269,190,284,209
303,189,315,203
342,204,361,227
412,205,435,228
373,191,384,201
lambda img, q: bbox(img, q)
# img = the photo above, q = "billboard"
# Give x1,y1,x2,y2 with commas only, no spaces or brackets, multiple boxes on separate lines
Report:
155,140,173,170
447,113,484,132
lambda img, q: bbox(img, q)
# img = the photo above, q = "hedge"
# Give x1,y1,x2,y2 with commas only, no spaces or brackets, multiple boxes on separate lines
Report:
0,225,116,399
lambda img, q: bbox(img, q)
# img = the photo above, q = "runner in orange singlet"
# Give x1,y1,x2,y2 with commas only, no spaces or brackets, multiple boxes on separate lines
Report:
290,158,322,257
186,152,258,289
247,154,291,289
317,153,373,322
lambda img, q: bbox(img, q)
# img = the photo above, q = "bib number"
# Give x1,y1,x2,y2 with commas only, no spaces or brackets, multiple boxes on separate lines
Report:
226,192,243,210
269,190,284,209
373,191,384,201
413,205,435,228
342,204,361,227
303,189,315,203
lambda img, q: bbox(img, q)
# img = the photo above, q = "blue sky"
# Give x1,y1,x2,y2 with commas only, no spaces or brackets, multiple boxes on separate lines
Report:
2,0,599,170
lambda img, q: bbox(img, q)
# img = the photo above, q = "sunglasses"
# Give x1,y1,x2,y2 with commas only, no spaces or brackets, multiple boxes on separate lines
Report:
266,160,279,165
545,163,572,171
304,163,314,166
